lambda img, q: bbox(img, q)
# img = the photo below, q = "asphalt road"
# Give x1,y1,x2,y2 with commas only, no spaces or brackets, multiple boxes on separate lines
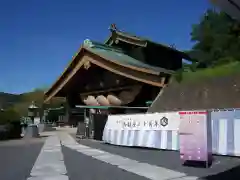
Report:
62,146,150,180
1,133,240,180
76,138,240,180
0,134,150,180
0,138,44,180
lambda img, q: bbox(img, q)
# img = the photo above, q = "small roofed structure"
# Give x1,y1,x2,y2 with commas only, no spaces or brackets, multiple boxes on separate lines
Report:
105,24,194,70
44,26,192,125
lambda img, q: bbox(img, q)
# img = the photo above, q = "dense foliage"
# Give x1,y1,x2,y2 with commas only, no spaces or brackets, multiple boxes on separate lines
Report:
187,9,240,68
0,90,65,118
0,108,21,125
0,108,22,140
175,9,240,83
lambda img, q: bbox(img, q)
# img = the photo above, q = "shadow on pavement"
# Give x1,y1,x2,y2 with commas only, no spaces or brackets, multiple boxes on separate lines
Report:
76,138,240,179
201,164,240,180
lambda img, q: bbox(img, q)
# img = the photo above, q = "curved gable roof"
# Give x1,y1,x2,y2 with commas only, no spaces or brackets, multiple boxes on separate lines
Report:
84,42,174,75
44,41,170,103
105,29,196,61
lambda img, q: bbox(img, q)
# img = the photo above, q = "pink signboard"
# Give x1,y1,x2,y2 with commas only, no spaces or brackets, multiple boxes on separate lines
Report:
179,111,212,167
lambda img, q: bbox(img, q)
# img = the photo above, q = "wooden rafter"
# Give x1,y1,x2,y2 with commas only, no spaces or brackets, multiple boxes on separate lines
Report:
44,48,168,103
79,85,137,97
84,54,165,87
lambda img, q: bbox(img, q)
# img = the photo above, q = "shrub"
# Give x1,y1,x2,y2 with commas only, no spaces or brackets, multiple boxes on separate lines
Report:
0,108,21,140
174,62,240,83
0,108,20,124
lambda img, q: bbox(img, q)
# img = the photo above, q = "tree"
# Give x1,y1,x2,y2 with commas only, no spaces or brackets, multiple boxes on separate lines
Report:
188,9,240,67
12,89,65,117
0,108,20,125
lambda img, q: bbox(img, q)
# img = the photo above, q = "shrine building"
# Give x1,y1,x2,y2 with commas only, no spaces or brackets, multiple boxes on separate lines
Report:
44,25,192,124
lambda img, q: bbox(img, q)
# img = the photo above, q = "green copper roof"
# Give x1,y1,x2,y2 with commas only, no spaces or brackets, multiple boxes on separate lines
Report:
83,40,174,74
105,30,195,61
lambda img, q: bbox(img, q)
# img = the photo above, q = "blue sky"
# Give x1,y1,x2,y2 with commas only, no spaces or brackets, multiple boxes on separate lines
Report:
0,0,212,94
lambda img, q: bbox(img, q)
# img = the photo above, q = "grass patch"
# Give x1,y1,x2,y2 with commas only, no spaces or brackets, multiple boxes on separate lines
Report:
176,62,240,83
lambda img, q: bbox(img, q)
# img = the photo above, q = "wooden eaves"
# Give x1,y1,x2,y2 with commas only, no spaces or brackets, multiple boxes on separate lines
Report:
105,29,197,62
44,44,173,103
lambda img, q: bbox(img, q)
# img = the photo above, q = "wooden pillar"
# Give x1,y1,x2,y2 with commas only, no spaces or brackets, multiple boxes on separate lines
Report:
66,94,75,126
66,93,83,126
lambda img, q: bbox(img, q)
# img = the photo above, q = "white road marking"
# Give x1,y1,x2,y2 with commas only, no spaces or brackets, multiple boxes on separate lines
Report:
59,133,199,180
27,135,69,180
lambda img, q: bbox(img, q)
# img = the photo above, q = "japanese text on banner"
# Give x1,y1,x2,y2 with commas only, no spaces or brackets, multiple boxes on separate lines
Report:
106,113,180,131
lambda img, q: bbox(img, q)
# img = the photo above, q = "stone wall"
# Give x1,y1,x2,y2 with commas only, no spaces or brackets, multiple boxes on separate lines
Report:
148,74,240,112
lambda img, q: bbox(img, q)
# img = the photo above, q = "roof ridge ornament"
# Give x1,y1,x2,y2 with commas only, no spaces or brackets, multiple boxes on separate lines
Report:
109,23,119,32
83,39,94,48
28,101,38,109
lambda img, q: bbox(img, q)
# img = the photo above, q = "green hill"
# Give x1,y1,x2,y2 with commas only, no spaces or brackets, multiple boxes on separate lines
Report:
0,90,65,116
0,92,20,109
148,62,240,112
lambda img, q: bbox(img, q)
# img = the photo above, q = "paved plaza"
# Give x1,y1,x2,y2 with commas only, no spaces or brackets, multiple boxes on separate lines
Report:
0,129,239,180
